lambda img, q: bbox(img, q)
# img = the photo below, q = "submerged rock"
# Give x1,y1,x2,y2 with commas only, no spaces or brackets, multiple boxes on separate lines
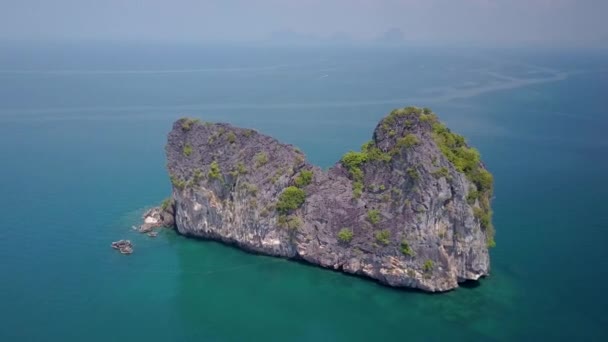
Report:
148,108,495,292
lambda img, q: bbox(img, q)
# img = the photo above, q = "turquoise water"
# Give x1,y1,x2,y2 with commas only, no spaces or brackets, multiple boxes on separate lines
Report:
0,44,607,341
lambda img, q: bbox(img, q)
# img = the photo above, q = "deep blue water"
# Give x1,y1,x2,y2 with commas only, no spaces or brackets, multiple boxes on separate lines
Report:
0,44,607,341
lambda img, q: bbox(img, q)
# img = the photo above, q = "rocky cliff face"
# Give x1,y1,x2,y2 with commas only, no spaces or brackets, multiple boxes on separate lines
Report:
157,107,494,292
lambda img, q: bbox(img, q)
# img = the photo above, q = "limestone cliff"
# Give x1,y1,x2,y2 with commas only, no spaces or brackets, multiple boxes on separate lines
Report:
152,107,495,292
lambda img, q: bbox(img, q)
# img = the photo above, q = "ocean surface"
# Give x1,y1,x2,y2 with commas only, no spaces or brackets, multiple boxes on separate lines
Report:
0,43,607,341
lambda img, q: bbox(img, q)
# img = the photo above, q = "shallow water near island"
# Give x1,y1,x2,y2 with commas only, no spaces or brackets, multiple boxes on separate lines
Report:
0,44,607,341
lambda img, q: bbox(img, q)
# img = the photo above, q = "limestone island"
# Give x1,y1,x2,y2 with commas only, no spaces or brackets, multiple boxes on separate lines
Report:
142,107,495,292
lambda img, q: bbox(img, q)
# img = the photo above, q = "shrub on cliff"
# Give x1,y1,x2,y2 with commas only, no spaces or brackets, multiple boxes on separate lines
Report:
341,151,368,198
400,239,415,256
208,161,222,180
276,186,306,214
375,229,390,245
183,144,193,157
226,132,237,144
431,120,486,181
341,151,367,169
432,167,450,179
361,141,391,163
337,228,354,243
471,169,493,193
423,260,434,272
473,207,493,230
278,215,302,230
161,197,173,211
180,118,200,131
367,209,381,224
230,162,248,177
396,134,419,149
170,175,186,190
406,167,419,181
255,152,269,167
294,170,313,188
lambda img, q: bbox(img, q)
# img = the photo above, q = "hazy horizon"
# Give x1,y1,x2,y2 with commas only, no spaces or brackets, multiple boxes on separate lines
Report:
1,0,607,48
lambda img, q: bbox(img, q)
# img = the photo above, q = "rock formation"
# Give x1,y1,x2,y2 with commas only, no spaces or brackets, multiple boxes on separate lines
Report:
147,107,495,292
139,206,175,233
111,240,133,254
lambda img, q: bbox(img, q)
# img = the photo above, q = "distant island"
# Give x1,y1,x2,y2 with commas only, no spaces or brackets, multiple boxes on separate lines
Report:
142,107,494,292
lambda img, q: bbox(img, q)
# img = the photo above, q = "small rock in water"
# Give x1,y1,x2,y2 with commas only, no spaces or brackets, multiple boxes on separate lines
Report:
111,240,133,255
147,231,158,238
139,205,176,232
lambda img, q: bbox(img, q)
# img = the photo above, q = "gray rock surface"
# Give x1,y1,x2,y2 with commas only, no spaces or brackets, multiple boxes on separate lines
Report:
140,205,175,232
111,240,133,255
151,109,493,292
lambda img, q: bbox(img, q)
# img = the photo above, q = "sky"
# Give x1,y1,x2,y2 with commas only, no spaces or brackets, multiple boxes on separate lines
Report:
1,0,607,47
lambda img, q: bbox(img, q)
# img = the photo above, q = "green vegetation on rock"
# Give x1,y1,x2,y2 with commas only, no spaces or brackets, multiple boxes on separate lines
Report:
341,151,367,198
423,260,434,272
180,118,200,131
341,151,367,169
230,162,248,177
375,229,390,245
278,215,302,230
467,188,479,204
432,167,450,179
383,107,423,130
474,207,492,230
161,197,173,210
240,182,258,196
367,209,381,224
337,228,354,243
407,167,419,181
396,133,419,149
400,239,415,257
340,141,395,197
208,161,222,180
361,141,391,163
236,162,248,175
170,174,186,190
276,186,306,214
294,170,313,188
183,144,193,157
255,152,269,168
226,132,236,144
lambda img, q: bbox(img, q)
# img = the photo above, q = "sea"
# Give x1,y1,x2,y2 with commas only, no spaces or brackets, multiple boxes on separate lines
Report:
0,42,606,341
